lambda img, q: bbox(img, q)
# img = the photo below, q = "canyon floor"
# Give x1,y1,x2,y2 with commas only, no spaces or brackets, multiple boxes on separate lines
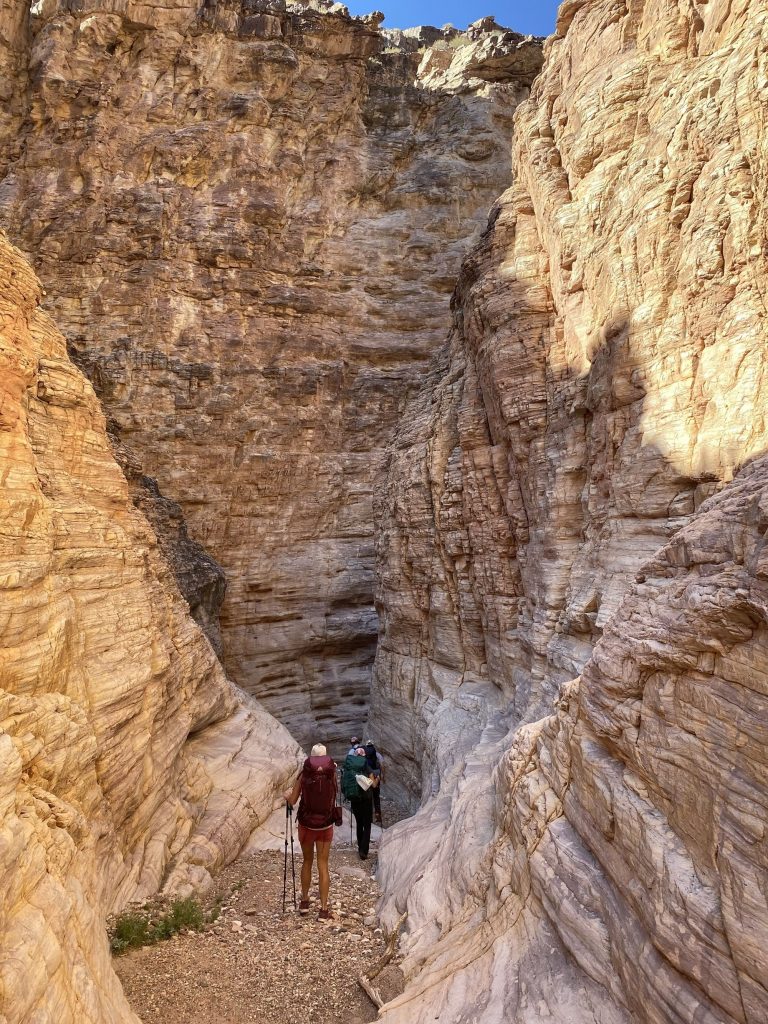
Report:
114,801,406,1024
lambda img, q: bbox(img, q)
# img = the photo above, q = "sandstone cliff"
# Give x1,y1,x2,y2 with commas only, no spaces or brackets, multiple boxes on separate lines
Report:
0,231,300,1024
373,0,768,1021
0,0,543,749
0,0,26,171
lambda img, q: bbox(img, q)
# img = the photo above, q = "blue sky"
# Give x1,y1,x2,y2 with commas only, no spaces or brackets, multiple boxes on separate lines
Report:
345,0,561,36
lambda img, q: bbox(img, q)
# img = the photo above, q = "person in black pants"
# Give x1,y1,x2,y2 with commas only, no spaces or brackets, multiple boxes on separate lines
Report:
343,746,376,860
350,789,374,859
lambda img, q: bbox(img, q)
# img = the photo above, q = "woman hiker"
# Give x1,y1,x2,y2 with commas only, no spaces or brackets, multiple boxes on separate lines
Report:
342,746,378,860
284,743,340,919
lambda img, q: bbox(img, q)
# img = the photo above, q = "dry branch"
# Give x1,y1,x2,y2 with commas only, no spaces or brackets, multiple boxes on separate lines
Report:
358,910,408,1010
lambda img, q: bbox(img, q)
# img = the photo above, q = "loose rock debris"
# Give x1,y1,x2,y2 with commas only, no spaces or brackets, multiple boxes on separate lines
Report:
115,841,404,1024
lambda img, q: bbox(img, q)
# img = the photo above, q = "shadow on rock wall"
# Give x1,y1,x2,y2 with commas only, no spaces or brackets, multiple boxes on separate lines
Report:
374,422,768,1024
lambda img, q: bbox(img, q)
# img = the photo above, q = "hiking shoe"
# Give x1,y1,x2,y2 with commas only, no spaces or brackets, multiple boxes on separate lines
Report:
299,899,310,915
318,909,334,921
359,851,368,860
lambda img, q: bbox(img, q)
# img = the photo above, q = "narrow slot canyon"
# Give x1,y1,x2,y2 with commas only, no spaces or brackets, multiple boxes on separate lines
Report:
1,0,767,1022
0,0,541,756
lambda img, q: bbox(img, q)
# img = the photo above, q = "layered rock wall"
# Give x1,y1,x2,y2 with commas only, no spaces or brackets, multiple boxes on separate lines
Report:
373,0,768,1020
0,0,543,748
0,231,300,1024
0,0,26,168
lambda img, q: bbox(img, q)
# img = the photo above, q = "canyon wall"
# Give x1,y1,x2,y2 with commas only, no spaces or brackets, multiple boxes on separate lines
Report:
0,0,26,170
374,0,768,1021
0,0,543,748
0,231,300,1024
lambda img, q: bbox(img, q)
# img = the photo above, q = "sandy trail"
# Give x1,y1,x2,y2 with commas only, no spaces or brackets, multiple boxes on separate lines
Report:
115,805,403,1024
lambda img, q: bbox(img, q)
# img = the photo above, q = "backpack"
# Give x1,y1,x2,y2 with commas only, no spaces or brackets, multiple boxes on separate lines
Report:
342,754,370,801
297,755,337,829
364,743,380,775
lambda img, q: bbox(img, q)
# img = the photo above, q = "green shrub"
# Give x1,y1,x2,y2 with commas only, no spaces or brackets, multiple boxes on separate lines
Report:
110,897,208,955
162,897,206,934
110,912,153,954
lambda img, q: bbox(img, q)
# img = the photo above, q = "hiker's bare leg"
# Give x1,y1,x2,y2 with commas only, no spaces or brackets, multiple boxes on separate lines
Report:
300,840,314,899
316,840,331,910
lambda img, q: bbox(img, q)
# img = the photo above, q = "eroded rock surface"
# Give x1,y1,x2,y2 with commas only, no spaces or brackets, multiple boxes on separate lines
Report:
0,0,26,171
111,434,229,656
0,0,542,748
373,0,768,1020
0,231,300,1024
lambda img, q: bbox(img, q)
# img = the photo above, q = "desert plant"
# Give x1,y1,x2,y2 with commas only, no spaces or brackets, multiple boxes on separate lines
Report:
110,911,153,954
155,897,207,937
109,897,208,954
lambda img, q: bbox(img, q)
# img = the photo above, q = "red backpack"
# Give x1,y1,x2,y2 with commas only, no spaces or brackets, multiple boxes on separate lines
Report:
297,755,337,829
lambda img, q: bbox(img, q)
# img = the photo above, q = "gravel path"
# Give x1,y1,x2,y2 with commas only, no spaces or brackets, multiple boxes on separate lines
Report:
115,802,406,1024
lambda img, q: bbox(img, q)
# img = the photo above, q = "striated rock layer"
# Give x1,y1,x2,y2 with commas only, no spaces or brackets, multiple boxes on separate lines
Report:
0,0,542,748
0,231,300,1024
373,0,768,1021
0,0,26,171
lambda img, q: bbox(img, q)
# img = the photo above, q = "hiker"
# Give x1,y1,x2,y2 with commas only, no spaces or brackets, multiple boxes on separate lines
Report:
284,743,340,919
347,735,361,756
342,746,377,860
364,741,385,826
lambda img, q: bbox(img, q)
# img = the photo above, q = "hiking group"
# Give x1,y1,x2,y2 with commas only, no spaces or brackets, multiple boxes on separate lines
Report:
283,739,385,919
342,737,384,860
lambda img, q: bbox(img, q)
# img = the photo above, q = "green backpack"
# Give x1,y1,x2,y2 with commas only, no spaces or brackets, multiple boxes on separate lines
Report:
342,754,368,800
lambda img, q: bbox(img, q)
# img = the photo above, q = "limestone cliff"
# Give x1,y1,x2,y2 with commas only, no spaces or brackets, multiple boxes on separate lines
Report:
0,231,300,1024
0,0,543,749
373,0,768,1021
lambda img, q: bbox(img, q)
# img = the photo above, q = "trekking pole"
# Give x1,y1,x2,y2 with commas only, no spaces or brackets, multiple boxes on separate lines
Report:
340,764,353,849
282,802,290,914
289,804,297,909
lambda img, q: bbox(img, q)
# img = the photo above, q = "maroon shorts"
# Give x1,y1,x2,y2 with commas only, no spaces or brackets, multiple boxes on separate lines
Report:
298,824,333,845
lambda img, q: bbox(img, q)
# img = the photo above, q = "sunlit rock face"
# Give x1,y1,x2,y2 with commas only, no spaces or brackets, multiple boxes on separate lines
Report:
0,231,300,1024
373,0,768,1020
0,0,542,749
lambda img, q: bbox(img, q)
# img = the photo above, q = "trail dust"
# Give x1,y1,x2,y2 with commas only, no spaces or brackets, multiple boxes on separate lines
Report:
114,802,406,1024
